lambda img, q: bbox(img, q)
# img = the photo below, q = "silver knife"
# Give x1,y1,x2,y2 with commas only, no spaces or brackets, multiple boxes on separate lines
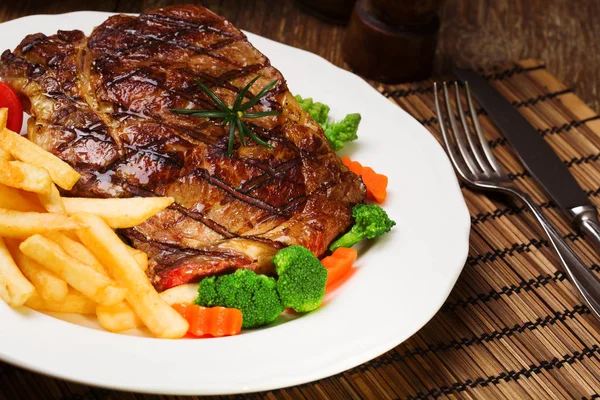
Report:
454,68,600,253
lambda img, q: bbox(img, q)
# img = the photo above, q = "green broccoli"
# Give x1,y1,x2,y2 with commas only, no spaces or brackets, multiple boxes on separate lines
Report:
273,246,327,313
196,269,284,328
324,113,361,151
295,94,360,151
294,95,330,125
329,204,396,251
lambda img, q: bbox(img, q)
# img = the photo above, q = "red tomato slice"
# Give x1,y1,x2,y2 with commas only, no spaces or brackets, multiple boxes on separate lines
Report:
0,82,24,132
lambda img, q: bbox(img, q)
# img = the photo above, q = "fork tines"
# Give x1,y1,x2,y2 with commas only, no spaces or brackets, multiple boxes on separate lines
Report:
434,81,505,183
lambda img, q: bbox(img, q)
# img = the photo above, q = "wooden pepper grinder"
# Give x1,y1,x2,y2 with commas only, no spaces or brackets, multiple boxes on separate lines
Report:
343,0,445,82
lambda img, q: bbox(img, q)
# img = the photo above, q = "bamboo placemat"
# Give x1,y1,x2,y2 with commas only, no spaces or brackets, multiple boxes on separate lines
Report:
2,59,600,399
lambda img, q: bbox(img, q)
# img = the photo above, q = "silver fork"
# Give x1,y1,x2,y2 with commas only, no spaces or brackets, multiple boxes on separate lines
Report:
434,81,600,318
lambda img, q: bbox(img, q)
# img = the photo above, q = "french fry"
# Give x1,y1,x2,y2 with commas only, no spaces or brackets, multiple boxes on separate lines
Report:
0,111,9,161
0,158,52,194
0,237,34,306
130,248,148,272
0,111,14,160
0,209,81,238
160,283,198,306
62,197,174,228
26,289,96,314
0,148,10,161
59,230,79,241
0,184,44,212
96,301,143,332
46,231,148,275
121,243,148,271
19,235,127,306
5,239,68,303
0,108,6,131
37,183,66,214
74,213,188,338
44,231,108,275
0,128,80,190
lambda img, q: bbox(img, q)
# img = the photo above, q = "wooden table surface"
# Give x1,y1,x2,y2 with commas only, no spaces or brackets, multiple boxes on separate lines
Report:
1,1,600,399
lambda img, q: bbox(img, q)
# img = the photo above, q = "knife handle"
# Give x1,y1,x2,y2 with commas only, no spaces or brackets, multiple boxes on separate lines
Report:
571,205,600,254
515,193,600,316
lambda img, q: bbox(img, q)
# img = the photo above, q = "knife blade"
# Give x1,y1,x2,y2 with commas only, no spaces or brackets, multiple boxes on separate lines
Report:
454,67,600,252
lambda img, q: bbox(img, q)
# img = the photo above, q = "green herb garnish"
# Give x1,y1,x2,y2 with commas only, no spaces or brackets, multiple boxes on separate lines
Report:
171,75,281,156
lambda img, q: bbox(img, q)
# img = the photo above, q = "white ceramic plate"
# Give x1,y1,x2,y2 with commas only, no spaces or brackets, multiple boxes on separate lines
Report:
0,11,470,395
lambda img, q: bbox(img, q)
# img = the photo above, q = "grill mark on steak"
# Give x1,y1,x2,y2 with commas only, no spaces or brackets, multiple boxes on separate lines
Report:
194,168,284,216
115,181,237,239
0,5,367,290
125,227,225,256
116,181,238,239
92,17,242,70
239,159,302,193
138,12,235,36
167,202,236,239
121,31,244,66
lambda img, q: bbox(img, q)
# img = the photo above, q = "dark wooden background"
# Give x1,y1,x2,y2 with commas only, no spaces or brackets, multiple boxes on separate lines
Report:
0,0,599,111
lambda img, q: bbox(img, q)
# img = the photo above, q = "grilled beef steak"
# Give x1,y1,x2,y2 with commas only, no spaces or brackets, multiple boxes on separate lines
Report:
0,5,366,291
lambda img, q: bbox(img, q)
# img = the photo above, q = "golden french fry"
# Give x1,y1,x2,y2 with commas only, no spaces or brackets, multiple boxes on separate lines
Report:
0,108,7,131
122,243,148,271
0,128,80,190
0,237,34,306
19,235,127,306
0,110,9,161
0,209,81,238
5,239,68,303
62,197,174,228
0,148,10,161
96,301,143,332
0,184,44,212
45,232,147,275
0,158,52,194
130,248,148,272
59,230,79,241
26,289,96,314
37,184,66,214
74,213,188,338
160,283,199,306
44,231,108,275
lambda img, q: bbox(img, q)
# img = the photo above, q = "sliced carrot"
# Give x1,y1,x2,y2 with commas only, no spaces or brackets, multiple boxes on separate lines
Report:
341,156,352,169
341,156,364,175
321,247,358,288
325,268,357,294
172,303,243,338
362,166,388,203
341,157,388,203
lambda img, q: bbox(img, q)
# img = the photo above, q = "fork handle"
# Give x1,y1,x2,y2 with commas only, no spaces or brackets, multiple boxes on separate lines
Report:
513,191,600,316
571,205,600,256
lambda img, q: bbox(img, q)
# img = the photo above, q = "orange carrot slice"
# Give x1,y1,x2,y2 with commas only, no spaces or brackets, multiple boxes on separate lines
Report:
362,166,388,203
172,303,243,337
321,247,358,288
341,157,388,203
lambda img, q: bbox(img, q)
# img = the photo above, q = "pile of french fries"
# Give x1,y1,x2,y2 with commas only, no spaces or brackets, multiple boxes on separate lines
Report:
0,108,191,339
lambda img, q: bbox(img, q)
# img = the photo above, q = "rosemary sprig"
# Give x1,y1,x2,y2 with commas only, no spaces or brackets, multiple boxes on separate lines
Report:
171,75,281,156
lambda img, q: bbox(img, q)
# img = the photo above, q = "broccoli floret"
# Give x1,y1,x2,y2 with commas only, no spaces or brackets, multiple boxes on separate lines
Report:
295,94,360,151
330,204,396,251
273,246,327,313
324,113,361,151
295,95,330,125
196,269,284,328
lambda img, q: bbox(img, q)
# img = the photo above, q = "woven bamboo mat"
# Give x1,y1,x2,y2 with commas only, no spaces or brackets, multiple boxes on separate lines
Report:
2,59,600,399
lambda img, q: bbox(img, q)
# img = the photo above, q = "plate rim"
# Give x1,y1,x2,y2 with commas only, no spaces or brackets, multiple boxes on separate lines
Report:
0,10,471,395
